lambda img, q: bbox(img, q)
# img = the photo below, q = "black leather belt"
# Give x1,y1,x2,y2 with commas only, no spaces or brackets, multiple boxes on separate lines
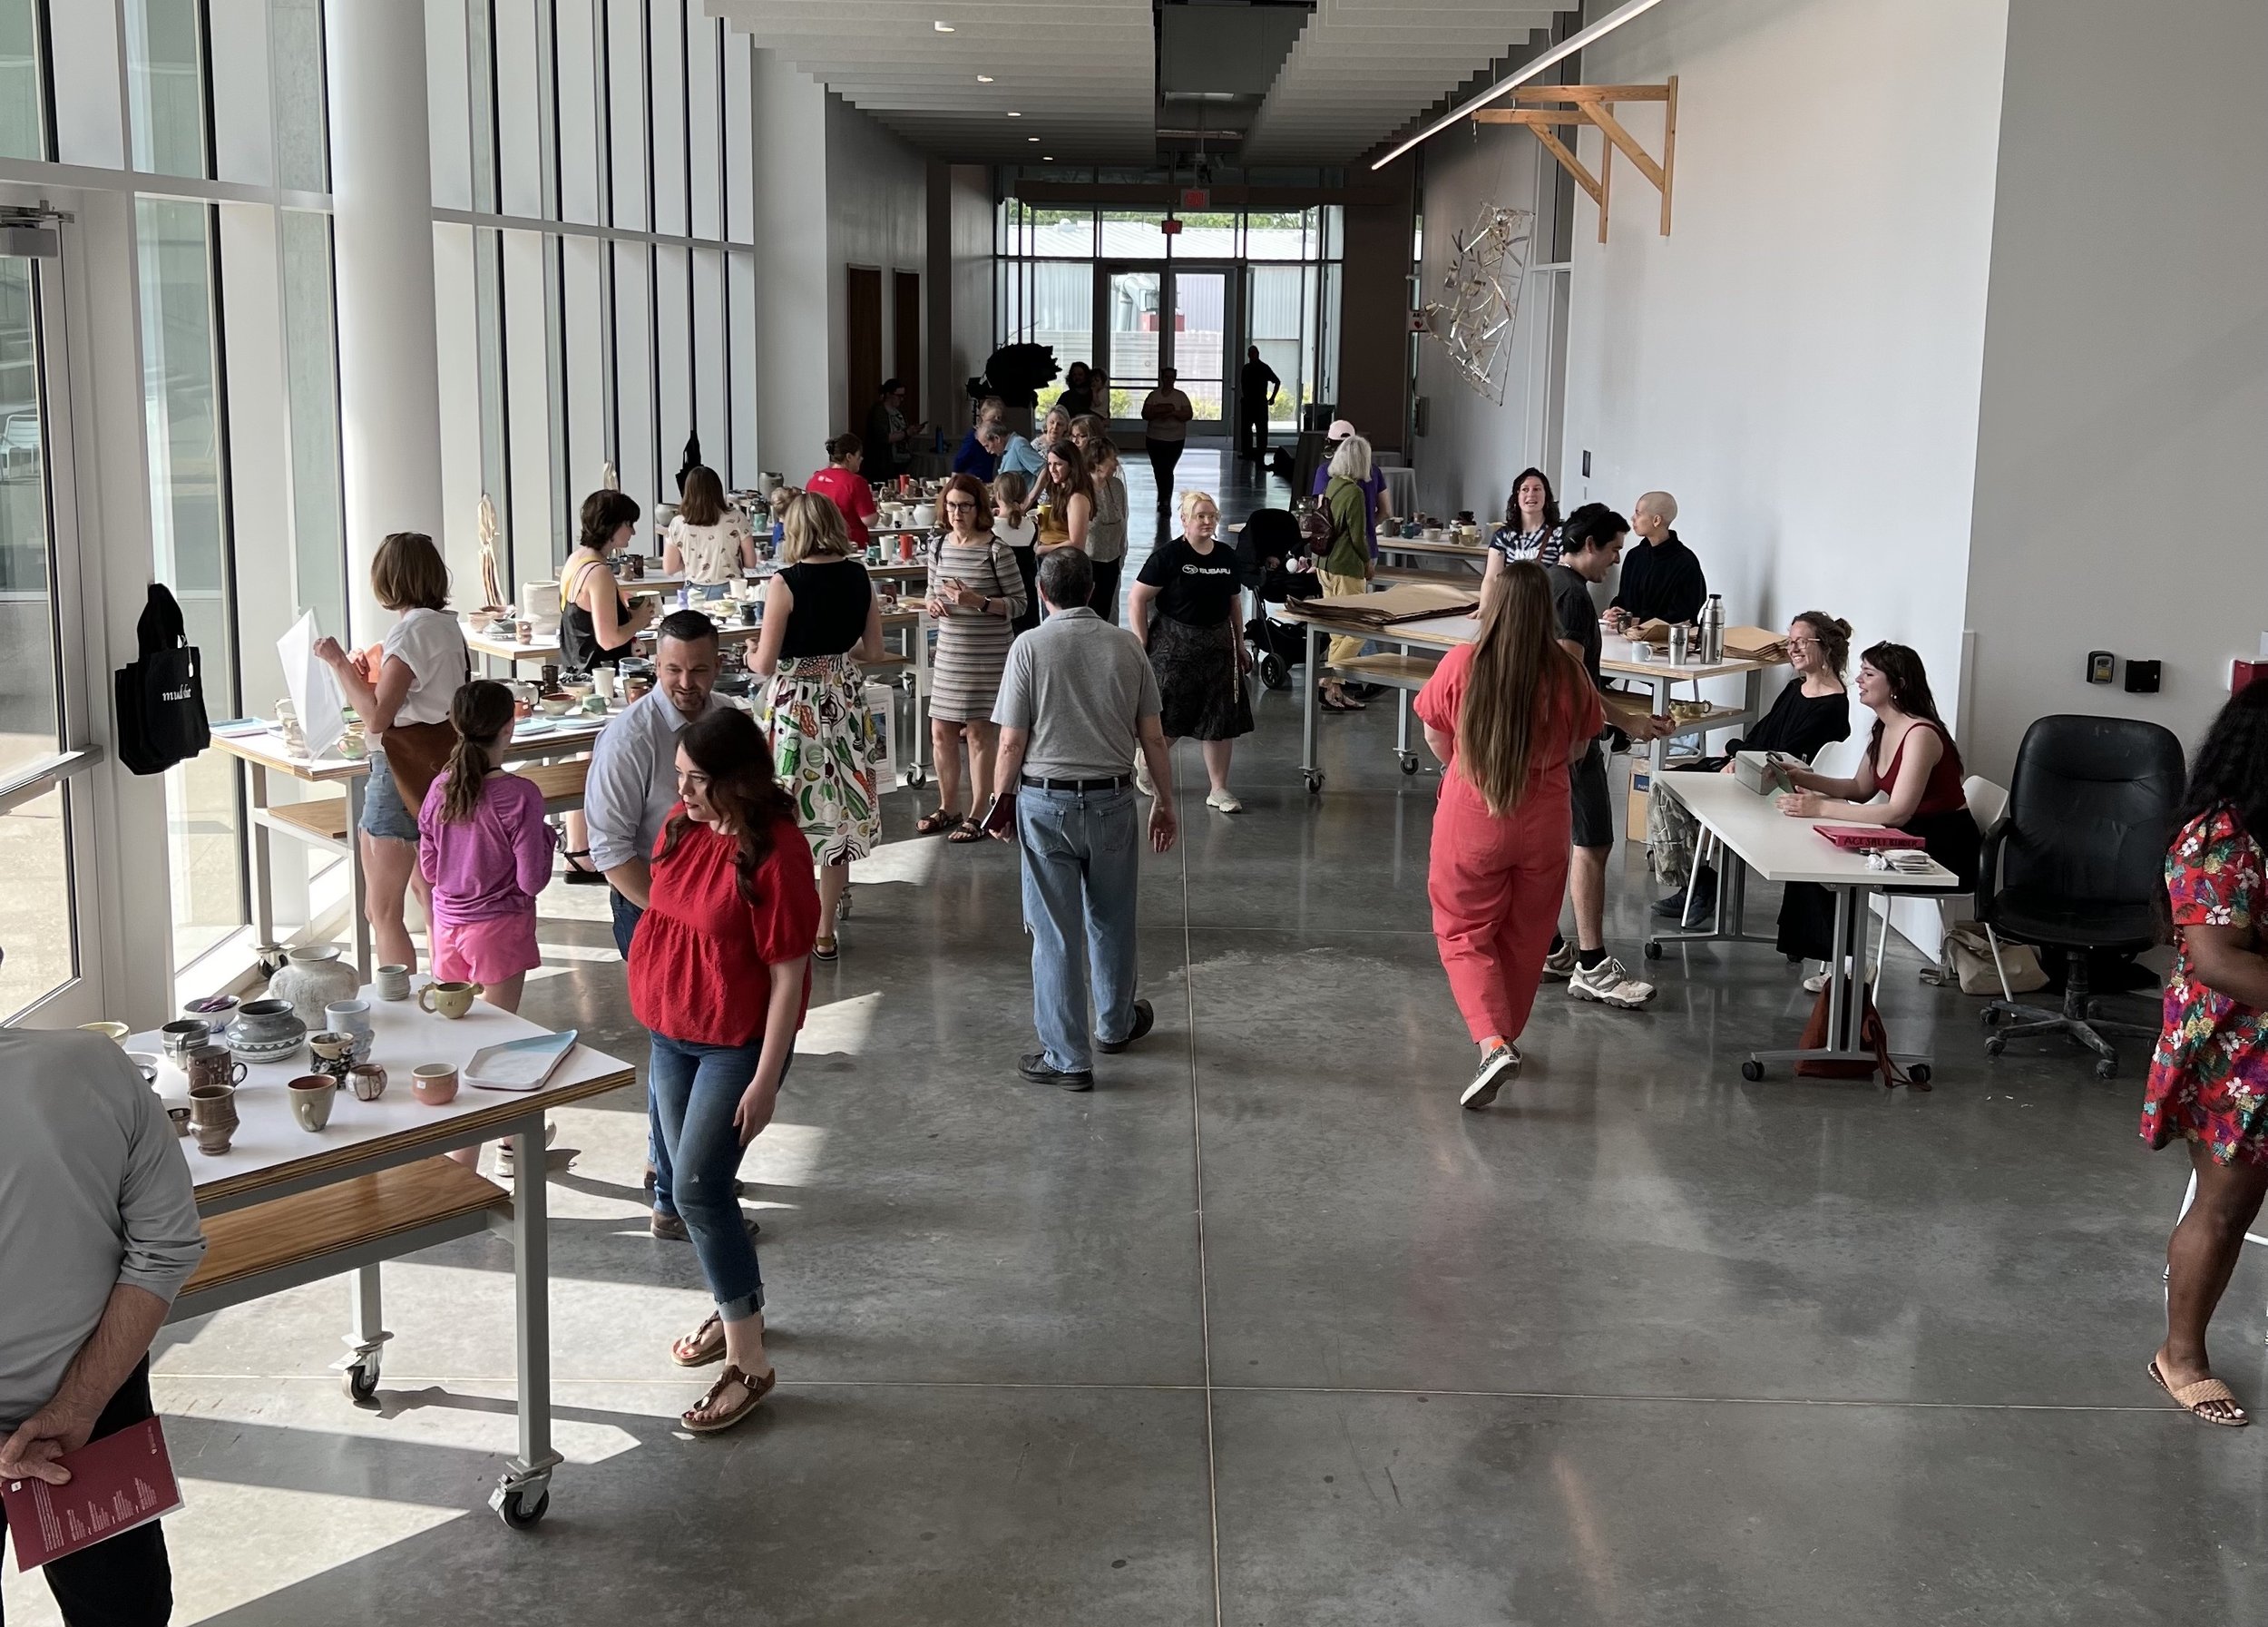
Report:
1021,774,1132,792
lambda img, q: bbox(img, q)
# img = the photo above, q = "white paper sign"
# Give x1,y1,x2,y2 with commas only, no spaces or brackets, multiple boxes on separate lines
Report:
277,611,345,760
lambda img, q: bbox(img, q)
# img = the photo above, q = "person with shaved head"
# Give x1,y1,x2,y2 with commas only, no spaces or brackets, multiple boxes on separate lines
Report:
1605,489,1706,630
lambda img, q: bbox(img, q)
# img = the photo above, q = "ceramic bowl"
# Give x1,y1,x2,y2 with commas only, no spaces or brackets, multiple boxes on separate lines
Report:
538,692,574,718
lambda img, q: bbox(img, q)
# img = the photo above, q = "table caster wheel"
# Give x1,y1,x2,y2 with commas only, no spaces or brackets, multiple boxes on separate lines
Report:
1399,752,1419,776
1740,1060,1765,1082
900,671,918,695
1643,939,1663,960
1907,1064,1932,1085
342,1360,381,1407
1983,1036,2005,1057
1303,770,1325,793
495,1487,550,1529
903,764,927,789
2094,1059,2117,1081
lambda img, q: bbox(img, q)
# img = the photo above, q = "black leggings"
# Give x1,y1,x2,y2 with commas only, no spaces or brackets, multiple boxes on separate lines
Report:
1089,558,1124,624
1146,439,1184,503
0,1360,173,1626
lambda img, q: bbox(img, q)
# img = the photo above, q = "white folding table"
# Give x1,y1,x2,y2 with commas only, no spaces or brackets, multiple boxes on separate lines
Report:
1647,772,1960,1081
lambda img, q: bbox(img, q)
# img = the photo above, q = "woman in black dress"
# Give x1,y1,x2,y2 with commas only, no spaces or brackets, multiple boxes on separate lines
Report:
561,489,658,881
1127,489,1254,814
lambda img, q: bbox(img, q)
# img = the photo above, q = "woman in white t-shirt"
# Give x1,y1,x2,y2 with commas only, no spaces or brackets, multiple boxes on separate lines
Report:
661,466,758,587
316,531,471,972
989,468,1041,634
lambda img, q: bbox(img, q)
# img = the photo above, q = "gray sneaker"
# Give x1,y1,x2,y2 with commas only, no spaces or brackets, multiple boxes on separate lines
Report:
1460,1043,1521,1110
1568,955,1655,1009
1541,941,1578,981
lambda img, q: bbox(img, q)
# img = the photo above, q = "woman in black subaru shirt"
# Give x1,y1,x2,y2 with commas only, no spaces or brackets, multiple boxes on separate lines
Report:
1128,489,1254,814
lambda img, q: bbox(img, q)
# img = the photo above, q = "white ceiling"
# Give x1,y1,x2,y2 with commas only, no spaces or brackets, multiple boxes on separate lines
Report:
1244,2,1564,165
709,1,1571,169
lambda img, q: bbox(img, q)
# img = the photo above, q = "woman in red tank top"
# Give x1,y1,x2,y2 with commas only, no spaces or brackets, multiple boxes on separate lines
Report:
1771,642,1980,966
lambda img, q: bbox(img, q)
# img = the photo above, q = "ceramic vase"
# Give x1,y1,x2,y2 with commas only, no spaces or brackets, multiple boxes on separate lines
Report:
269,945,359,1017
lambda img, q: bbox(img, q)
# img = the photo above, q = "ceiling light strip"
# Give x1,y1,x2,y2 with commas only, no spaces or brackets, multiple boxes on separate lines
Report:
1370,0,1673,171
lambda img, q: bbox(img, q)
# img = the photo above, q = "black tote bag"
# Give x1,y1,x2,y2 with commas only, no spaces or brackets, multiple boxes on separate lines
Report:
113,583,210,774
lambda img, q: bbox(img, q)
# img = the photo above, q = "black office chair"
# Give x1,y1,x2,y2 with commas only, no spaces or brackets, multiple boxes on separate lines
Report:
1978,714,2185,1079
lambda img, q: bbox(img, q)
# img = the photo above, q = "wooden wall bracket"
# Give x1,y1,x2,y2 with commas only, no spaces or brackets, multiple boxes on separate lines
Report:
1473,78,1678,241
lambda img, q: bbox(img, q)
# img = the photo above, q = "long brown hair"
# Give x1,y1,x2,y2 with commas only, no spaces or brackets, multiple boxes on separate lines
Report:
659,709,797,904
1860,641,1955,768
679,465,727,526
439,680,516,825
1457,563,1584,818
1035,437,1095,512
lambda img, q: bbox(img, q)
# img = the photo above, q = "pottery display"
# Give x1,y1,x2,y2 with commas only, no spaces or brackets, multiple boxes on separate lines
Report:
78,1022,129,1045
125,1052,161,1087
412,1063,460,1104
287,1074,337,1132
166,1104,191,1138
189,1082,239,1154
184,993,240,1025
538,691,574,718
160,1019,210,1063
374,964,413,1002
419,980,483,1020
186,1044,247,1093
307,1031,357,1081
225,998,308,1063
268,944,359,1015
348,1063,388,1102
325,999,375,1063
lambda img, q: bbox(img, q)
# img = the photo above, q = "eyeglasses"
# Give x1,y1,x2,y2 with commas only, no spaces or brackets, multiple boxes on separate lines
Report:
1786,636,1821,650
943,500,978,514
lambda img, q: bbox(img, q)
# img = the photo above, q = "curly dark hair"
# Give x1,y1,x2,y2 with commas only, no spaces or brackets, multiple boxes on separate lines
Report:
1504,466,1561,532
658,709,797,906
2176,682,2268,843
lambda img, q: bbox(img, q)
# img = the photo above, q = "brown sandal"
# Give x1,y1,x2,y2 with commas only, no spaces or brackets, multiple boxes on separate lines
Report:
2149,1358,2250,1426
916,808,960,836
945,818,987,843
671,1313,725,1367
682,1363,777,1434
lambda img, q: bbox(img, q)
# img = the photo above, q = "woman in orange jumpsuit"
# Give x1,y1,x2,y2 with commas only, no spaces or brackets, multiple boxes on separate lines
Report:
1415,561,1604,1110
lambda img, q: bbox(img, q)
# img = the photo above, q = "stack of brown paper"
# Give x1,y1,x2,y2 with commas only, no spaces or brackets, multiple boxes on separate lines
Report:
1721,625,1789,662
1301,582,1479,627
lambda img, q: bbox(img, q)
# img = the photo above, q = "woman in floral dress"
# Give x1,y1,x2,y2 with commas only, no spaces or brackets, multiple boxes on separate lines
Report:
752,492,885,962
2143,682,2268,1425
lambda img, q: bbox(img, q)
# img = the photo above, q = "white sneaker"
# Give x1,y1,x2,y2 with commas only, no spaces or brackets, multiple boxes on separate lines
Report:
494,1121,560,1177
1802,963,1877,994
1461,1043,1520,1110
1205,788,1244,814
1541,941,1578,981
1568,955,1656,1008
1135,756,1155,797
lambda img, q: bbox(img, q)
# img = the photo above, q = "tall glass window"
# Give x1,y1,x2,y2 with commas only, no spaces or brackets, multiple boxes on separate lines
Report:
135,198,246,967
0,256,61,778
269,0,328,192
280,210,344,628
125,0,210,180
0,0,44,161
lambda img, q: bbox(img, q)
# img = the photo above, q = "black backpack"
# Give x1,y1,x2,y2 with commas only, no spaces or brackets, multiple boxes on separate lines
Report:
113,583,210,775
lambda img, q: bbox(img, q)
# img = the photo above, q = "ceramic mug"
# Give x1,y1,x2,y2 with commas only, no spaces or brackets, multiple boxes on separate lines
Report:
373,964,413,1002
348,1063,388,1102
287,1073,337,1132
419,981,483,1020
325,999,375,1061
160,1019,210,1061
188,1082,238,1154
411,1063,459,1104
592,667,618,701
186,1044,248,1093
79,1022,129,1045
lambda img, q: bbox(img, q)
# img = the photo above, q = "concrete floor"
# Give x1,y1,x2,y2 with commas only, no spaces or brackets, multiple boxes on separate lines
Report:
11,450,2266,1623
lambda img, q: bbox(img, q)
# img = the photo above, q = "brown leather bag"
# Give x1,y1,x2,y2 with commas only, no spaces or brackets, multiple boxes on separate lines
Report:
1793,985,1922,1090
379,720,456,812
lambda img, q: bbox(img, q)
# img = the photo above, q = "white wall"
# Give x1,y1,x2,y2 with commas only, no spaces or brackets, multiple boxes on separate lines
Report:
1559,0,2009,740
1412,123,1557,522
1960,0,2268,779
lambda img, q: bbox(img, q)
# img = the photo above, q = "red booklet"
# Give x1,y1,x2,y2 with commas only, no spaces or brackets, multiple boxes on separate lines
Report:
1813,823,1926,851
1,1416,183,1571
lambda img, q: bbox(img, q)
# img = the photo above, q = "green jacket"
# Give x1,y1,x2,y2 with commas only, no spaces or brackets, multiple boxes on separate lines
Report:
1321,475,1371,579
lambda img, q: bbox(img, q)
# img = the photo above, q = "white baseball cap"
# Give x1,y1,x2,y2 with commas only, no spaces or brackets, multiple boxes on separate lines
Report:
1326,418,1357,441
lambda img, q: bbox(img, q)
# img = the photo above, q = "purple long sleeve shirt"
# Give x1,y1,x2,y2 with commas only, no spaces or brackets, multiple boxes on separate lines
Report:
418,770,556,925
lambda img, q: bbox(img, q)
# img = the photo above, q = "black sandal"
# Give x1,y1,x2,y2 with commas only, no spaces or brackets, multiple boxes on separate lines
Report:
915,808,960,837
563,848,608,886
945,819,987,843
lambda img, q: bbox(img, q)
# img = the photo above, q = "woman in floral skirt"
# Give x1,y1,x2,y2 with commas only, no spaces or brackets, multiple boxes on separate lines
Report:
752,492,885,962
2144,681,2268,1426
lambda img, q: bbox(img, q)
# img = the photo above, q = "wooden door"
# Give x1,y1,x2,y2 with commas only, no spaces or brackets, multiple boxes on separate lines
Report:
892,270,922,414
846,266,882,438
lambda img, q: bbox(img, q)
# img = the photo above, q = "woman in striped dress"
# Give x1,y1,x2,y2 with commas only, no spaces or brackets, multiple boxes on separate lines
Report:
919,473,1028,840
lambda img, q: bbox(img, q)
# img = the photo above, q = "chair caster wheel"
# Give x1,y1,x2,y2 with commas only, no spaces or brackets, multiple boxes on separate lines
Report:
1644,940,1663,960
1982,1007,2002,1027
1740,1060,1765,1082
1984,1036,2006,1057
1399,753,1419,776
1908,1064,1932,1085
2095,1060,2117,1081
1303,770,1324,793
904,764,927,789
496,1488,549,1529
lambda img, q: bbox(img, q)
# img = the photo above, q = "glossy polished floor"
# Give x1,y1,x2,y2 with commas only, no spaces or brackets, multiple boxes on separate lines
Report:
12,452,2265,1625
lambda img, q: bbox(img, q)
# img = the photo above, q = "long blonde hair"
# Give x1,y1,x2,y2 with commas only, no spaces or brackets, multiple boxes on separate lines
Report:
1457,562,1583,818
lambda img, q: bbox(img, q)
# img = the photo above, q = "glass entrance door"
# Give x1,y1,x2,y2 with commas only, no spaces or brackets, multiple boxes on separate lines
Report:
1100,265,1234,430
0,223,104,1023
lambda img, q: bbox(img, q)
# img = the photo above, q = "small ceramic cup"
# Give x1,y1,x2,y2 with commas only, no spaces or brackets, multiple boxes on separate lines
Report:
124,1052,161,1088
166,1104,191,1139
326,999,375,1062
287,1073,337,1132
419,981,483,1020
186,1044,248,1093
373,964,413,1002
160,1019,210,1062
78,1022,130,1045
347,1063,388,1102
411,1063,459,1105
592,667,618,701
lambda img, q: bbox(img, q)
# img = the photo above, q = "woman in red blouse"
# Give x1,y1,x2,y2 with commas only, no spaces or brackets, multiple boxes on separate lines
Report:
805,433,879,549
629,707,820,1434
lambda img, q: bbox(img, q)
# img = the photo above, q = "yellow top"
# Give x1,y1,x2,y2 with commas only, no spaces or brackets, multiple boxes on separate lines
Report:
1034,498,1070,548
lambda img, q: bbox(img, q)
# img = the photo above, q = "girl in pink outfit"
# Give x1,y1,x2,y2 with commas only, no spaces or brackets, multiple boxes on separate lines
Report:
417,681,555,1014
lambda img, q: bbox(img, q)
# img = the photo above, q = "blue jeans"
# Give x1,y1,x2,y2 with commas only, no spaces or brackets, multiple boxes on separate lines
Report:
1017,784,1142,1073
647,1032,788,1322
613,887,673,1210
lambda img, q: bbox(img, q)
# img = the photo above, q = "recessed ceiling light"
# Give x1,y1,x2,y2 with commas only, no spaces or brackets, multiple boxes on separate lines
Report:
1027,135,1039,142
934,20,953,31
1007,111,1022,117
976,74,992,83
1043,155,1055,162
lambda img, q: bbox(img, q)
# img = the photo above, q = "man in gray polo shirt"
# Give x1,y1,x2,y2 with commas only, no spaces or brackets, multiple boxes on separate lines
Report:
1,1022,205,1623
992,547,1178,1090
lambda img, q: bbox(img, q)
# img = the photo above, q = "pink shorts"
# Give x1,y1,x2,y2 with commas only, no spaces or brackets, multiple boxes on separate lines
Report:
430,910,542,986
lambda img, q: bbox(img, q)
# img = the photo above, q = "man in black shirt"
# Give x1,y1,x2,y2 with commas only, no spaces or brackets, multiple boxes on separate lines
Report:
1606,491,1706,629
1545,507,1672,1010
1237,346,1279,464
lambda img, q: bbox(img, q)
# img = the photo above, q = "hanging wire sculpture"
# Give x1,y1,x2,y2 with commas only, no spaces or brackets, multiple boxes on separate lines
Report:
1423,204,1535,405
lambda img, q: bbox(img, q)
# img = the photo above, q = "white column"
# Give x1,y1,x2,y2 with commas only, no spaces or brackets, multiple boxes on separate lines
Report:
325,0,444,642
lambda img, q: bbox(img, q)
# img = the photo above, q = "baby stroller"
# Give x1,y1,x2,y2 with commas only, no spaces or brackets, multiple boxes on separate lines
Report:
1234,506,1321,690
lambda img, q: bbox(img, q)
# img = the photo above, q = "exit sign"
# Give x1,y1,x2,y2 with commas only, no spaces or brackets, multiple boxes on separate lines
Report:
1179,187,1210,210
1159,216,1183,237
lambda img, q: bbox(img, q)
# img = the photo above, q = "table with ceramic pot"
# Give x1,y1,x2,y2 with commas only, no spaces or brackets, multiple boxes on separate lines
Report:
136,982,635,1529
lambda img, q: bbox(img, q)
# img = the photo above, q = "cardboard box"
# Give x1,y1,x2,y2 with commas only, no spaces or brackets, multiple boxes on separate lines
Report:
1626,764,1652,843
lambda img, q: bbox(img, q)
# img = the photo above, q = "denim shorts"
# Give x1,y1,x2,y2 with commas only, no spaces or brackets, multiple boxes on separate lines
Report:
359,748,422,841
